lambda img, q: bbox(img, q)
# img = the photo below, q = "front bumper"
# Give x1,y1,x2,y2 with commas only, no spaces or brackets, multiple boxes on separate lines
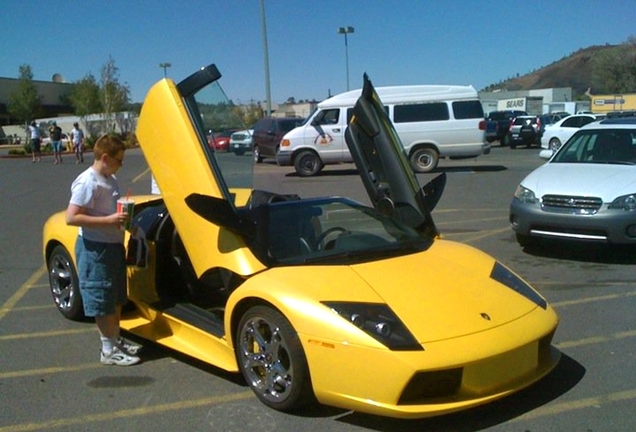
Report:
303,305,559,419
276,150,293,166
510,198,636,244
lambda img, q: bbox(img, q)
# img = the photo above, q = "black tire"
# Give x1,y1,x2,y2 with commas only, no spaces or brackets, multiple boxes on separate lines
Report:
236,305,314,412
234,148,246,156
294,150,323,177
48,245,85,321
409,147,439,173
253,145,263,163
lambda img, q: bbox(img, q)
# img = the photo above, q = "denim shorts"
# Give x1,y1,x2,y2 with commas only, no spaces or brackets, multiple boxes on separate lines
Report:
75,237,127,317
51,140,63,152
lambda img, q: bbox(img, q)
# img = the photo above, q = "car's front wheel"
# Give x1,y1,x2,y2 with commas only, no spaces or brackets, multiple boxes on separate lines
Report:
409,147,439,173
48,245,85,321
549,138,562,152
294,150,324,177
236,305,313,412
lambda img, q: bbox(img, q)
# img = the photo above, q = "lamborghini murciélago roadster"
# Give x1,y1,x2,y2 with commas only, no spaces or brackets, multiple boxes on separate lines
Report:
43,64,560,419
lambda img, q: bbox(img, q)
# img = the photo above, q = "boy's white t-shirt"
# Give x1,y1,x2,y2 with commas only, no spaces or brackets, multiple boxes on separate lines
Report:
69,167,123,243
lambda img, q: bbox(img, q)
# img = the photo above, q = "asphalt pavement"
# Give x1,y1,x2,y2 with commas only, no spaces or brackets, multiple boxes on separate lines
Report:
1,145,635,432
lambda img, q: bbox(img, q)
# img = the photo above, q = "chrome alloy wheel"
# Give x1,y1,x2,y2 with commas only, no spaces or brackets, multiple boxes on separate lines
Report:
48,245,84,320
236,306,312,411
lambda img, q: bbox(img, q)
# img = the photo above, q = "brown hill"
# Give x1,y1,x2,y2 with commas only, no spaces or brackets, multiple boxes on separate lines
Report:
484,45,619,97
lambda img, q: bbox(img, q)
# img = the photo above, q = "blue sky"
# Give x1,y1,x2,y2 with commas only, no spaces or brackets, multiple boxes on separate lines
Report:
1,0,634,104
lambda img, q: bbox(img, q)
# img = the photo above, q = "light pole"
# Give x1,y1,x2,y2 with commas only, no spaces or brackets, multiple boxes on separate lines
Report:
337,26,354,91
159,62,171,78
260,0,272,116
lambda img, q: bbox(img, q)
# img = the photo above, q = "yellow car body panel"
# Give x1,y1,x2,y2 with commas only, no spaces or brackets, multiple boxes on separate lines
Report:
136,78,265,278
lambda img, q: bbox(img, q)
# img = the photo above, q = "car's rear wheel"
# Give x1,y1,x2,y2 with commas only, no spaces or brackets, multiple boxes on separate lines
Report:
294,150,324,177
48,245,85,321
253,145,263,163
236,305,313,412
409,147,439,173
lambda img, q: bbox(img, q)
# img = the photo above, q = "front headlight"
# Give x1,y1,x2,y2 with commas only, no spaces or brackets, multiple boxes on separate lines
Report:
608,193,636,211
514,185,537,204
490,262,546,309
322,302,423,351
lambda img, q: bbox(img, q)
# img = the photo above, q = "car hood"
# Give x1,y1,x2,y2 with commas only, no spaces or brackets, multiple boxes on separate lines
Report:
521,163,636,199
351,240,543,343
266,240,541,344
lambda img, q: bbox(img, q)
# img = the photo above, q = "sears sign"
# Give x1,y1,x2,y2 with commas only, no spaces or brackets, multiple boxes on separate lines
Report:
497,98,526,111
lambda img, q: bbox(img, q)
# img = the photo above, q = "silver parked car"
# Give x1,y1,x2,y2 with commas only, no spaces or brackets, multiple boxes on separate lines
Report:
510,116,636,246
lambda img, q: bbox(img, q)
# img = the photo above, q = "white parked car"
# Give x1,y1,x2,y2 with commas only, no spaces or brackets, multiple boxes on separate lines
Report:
511,117,636,246
540,114,605,153
229,129,253,155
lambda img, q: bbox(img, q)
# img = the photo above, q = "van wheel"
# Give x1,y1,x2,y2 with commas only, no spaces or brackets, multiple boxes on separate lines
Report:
294,151,323,177
253,146,263,163
409,147,438,173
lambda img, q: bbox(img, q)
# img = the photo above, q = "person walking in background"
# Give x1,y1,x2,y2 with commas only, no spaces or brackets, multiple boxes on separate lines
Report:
65,134,141,366
28,121,41,162
49,121,64,164
70,122,85,163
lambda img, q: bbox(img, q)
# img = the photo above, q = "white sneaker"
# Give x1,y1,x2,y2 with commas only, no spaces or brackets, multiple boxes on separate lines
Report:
100,346,140,366
117,337,142,355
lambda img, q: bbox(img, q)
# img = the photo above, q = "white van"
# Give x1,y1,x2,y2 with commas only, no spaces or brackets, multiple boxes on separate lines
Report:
277,85,490,176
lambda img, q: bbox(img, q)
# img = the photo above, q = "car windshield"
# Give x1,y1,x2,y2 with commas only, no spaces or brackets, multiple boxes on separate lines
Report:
255,197,432,265
552,128,636,164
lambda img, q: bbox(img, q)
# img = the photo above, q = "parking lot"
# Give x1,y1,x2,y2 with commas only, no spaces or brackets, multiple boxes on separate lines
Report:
1,146,634,431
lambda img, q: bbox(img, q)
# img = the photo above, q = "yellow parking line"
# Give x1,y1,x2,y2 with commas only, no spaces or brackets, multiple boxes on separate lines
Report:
556,329,636,349
0,363,103,379
552,290,636,308
511,389,636,422
0,265,46,321
0,328,94,342
132,167,151,184
0,391,254,432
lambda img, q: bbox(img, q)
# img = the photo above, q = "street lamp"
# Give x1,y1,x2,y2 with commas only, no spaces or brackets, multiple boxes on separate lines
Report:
159,62,171,78
337,26,354,91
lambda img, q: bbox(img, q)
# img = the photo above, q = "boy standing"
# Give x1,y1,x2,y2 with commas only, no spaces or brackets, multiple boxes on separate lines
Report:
65,134,141,366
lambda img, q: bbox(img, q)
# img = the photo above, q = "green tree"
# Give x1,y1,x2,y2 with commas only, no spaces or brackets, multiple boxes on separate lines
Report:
592,36,636,93
68,73,101,134
8,64,42,137
100,56,130,132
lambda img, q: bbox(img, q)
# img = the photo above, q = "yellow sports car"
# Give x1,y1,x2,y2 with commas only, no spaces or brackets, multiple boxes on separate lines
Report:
43,64,560,419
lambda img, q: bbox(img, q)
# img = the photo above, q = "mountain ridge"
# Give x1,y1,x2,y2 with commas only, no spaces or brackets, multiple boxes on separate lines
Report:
484,45,620,97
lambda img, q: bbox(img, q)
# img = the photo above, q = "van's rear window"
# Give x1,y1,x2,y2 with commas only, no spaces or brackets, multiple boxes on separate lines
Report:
393,102,449,123
453,100,484,119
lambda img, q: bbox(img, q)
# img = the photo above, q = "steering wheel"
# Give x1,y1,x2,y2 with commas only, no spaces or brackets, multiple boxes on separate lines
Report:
316,227,349,250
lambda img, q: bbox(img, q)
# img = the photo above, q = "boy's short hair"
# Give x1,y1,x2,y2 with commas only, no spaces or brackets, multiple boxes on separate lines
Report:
93,134,126,159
